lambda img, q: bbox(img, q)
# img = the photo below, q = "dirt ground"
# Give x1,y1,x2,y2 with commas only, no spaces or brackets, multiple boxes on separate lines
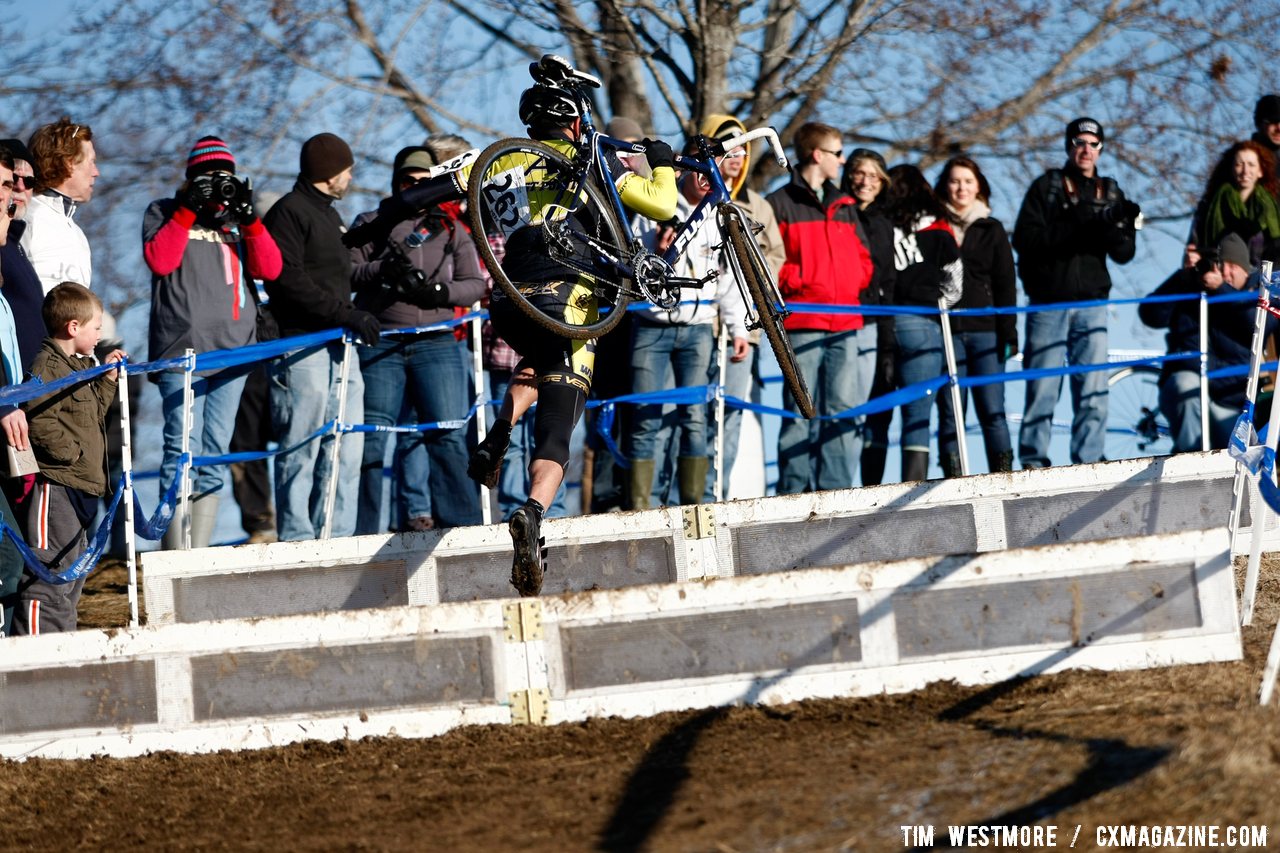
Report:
3,558,1280,852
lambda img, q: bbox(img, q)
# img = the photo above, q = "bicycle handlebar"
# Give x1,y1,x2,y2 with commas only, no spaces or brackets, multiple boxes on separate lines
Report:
712,126,790,170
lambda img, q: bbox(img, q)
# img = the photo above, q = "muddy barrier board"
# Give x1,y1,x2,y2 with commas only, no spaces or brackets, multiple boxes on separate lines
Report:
140,453,1257,627
0,529,1238,759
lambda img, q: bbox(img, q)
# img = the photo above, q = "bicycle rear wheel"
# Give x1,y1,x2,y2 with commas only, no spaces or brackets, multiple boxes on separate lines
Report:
718,205,816,419
466,137,631,341
1106,364,1172,459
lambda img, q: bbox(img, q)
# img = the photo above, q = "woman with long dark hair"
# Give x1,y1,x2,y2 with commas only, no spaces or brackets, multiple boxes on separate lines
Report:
932,156,1017,475
882,164,962,481
1191,139,1280,266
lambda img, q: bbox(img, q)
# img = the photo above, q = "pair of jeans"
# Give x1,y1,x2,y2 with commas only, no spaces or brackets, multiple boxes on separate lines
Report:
894,315,944,454
704,341,757,502
389,414,432,527
1159,370,1236,452
627,322,714,461
155,366,250,502
936,329,1012,462
777,326,875,493
356,333,480,533
229,363,274,534
1019,304,1108,467
269,342,365,541
488,369,570,519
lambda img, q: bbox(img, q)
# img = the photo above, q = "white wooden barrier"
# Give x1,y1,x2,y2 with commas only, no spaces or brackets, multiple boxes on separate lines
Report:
0,528,1238,759
141,452,1264,625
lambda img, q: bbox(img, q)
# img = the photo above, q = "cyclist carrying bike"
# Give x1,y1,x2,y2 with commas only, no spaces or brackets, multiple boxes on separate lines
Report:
468,57,678,596
345,56,676,595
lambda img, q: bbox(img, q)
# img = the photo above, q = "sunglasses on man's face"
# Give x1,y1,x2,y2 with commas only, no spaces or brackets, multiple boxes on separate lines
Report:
13,174,33,189
1071,137,1102,151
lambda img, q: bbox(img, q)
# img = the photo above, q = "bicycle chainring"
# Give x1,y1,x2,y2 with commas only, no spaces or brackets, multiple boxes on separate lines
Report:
634,252,680,310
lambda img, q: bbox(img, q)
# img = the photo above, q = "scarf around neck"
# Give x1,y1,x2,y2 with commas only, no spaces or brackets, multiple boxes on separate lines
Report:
946,200,990,246
1203,182,1280,248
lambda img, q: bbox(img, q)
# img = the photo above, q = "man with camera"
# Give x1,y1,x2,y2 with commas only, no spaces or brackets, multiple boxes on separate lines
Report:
143,135,282,548
1140,233,1273,452
1014,117,1140,468
349,145,484,534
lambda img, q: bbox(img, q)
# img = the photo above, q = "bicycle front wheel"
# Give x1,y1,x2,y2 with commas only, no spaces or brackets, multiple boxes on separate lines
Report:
1106,364,1172,459
718,205,816,419
467,137,631,341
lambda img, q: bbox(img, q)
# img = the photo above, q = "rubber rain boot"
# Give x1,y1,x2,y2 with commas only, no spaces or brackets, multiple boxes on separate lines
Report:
861,445,887,487
991,450,1015,473
939,452,963,479
628,458,656,511
902,449,930,482
677,456,710,505
189,495,221,549
161,503,188,551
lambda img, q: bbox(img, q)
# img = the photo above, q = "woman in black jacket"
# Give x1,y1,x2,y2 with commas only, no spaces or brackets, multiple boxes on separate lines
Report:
932,156,1018,475
883,164,962,481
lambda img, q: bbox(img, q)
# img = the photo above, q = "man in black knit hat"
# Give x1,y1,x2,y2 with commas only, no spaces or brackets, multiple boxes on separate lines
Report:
1014,117,1140,469
263,132,378,541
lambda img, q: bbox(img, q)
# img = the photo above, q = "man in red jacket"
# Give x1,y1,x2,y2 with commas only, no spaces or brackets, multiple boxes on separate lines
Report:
766,122,875,493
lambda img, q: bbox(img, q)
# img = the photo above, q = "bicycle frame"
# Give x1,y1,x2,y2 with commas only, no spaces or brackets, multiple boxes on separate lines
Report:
563,105,789,281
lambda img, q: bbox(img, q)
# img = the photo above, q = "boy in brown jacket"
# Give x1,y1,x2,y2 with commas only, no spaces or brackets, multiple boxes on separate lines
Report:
13,282,124,634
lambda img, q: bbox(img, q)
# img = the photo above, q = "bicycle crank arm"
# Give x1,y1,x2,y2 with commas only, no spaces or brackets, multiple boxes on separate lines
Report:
667,271,719,290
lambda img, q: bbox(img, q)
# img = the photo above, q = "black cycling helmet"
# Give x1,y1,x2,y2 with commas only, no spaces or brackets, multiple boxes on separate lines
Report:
518,84,581,129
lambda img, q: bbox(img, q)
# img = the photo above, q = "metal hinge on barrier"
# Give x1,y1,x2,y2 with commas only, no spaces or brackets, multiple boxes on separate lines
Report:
509,688,550,726
502,600,544,642
683,505,715,540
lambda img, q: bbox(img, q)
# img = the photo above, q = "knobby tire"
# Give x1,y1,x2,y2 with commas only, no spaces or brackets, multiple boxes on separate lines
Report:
467,138,630,341
720,205,816,419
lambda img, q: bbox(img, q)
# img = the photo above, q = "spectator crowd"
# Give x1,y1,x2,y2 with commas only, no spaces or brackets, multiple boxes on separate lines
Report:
1,92,1278,629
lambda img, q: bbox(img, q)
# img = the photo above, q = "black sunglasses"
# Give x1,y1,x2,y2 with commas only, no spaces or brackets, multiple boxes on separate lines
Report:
1070,137,1102,150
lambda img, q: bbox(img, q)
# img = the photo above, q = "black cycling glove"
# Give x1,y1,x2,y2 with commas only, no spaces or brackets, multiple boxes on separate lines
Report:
642,139,675,171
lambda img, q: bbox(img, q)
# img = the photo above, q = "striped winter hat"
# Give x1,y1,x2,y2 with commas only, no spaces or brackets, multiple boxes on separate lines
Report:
186,136,236,179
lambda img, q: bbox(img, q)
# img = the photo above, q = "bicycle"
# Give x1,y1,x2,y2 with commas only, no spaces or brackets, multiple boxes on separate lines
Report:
1105,363,1172,458
461,55,816,419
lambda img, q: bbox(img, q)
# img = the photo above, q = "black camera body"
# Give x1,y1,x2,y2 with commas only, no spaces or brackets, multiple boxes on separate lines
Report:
205,173,252,205
1194,247,1222,277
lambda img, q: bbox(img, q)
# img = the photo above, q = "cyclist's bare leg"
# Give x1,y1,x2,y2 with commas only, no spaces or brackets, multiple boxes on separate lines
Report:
499,365,539,424
528,459,564,509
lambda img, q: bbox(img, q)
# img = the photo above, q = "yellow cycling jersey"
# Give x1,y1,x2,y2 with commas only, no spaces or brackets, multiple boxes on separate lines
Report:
456,137,676,238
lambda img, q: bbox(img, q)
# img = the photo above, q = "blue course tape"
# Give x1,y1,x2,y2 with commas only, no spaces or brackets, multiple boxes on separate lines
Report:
0,287,1270,576
589,384,720,467
133,456,188,540
0,473,126,585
